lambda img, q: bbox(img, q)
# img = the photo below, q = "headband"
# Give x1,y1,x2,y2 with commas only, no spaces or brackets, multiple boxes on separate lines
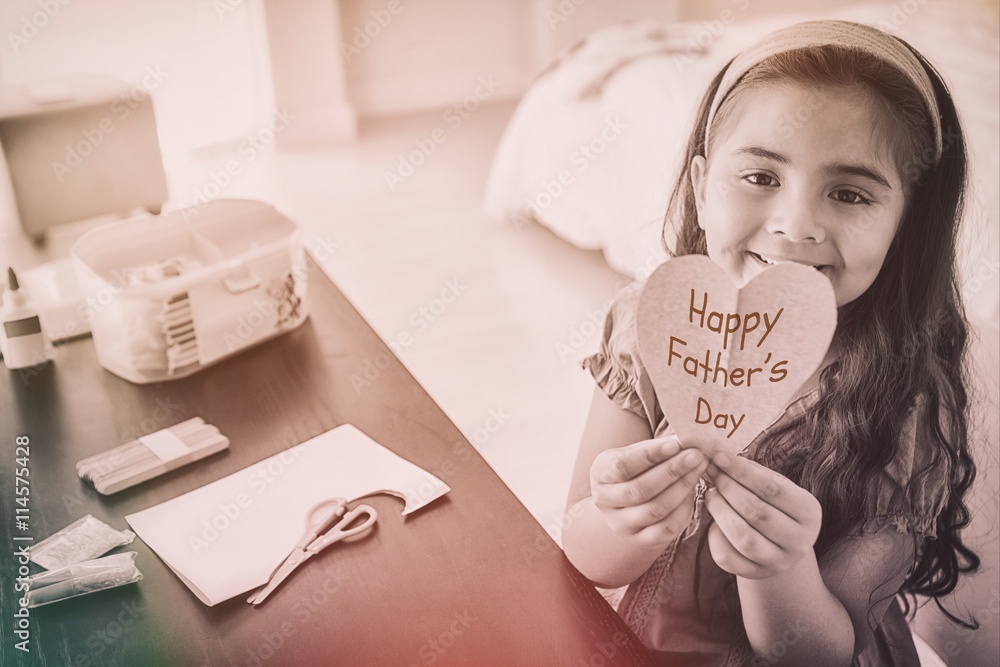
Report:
704,20,943,164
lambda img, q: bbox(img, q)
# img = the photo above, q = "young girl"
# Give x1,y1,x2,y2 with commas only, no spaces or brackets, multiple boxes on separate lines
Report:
562,20,980,666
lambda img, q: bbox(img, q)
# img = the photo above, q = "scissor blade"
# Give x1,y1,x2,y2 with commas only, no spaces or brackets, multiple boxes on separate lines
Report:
248,549,311,605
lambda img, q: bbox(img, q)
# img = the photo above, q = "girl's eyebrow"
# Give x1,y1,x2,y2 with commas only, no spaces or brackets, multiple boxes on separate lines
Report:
825,162,892,190
734,147,893,190
735,146,787,163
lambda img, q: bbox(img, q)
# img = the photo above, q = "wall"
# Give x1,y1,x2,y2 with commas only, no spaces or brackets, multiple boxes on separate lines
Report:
339,0,681,117
0,0,272,156
0,1,686,136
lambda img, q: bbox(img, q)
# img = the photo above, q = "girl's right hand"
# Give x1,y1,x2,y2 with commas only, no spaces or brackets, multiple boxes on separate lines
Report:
590,436,707,548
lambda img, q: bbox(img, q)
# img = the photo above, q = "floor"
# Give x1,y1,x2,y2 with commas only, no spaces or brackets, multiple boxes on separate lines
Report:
272,102,631,539
0,100,630,539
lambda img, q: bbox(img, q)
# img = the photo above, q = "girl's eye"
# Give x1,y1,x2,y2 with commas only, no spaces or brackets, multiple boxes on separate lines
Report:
743,172,777,187
831,188,873,205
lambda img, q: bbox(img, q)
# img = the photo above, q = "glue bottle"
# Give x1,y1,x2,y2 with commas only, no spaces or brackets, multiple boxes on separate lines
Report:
1,267,50,370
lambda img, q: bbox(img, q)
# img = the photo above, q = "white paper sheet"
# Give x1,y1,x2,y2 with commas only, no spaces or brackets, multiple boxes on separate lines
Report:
125,425,449,606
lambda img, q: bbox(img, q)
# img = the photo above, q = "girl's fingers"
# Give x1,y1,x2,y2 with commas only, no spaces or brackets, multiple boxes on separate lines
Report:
703,487,783,569
592,435,683,485
706,522,764,579
596,448,706,508
605,465,705,536
709,470,797,546
709,452,822,524
634,484,701,546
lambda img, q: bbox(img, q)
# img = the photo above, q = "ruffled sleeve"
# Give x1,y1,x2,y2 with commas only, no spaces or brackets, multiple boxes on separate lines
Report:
860,396,951,538
581,281,664,434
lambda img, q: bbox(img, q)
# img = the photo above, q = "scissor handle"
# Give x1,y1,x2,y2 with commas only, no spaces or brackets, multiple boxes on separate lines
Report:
307,505,378,554
295,498,348,549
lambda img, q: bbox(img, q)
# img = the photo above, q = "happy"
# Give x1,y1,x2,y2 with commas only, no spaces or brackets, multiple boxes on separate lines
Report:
689,289,783,351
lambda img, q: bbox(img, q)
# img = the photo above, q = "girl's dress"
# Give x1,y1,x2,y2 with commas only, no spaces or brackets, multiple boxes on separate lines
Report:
583,281,950,667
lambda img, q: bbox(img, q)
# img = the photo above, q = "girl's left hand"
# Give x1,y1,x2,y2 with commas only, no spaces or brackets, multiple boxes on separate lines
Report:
703,452,823,580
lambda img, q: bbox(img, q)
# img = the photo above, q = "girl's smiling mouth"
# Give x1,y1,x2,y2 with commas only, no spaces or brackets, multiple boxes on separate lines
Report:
749,250,830,272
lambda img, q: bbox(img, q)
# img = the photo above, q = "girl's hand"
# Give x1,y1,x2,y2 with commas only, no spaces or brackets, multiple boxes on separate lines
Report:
704,452,822,580
591,436,708,548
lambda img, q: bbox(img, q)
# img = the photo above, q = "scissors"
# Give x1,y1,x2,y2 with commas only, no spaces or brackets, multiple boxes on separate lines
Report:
247,498,378,605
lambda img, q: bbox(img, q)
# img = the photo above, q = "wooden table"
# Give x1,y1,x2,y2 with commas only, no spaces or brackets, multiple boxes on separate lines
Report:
0,261,651,667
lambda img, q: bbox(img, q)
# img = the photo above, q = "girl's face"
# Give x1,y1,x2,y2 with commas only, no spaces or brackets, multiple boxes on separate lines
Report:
690,83,907,307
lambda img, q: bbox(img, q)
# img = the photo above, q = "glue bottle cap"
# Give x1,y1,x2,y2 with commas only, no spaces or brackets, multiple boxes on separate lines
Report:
4,267,27,309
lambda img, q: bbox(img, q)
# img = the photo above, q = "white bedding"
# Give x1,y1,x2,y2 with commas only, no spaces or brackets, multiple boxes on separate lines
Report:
484,1,999,329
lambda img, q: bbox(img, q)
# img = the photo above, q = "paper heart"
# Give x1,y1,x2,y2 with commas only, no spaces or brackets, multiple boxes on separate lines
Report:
637,255,837,454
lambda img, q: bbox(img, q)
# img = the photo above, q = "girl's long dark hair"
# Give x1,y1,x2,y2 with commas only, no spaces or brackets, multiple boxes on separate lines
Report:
664,44,979,627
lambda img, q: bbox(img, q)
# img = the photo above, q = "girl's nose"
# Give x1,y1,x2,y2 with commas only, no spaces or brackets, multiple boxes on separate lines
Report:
765,196,826,243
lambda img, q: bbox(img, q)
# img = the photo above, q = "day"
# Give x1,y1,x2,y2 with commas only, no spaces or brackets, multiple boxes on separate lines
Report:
694,395,745,439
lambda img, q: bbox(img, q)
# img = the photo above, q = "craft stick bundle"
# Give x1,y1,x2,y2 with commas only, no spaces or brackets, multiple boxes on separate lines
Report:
76,417,230,494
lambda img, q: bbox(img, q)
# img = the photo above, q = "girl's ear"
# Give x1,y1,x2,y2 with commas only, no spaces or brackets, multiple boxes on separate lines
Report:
690,155,708,231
